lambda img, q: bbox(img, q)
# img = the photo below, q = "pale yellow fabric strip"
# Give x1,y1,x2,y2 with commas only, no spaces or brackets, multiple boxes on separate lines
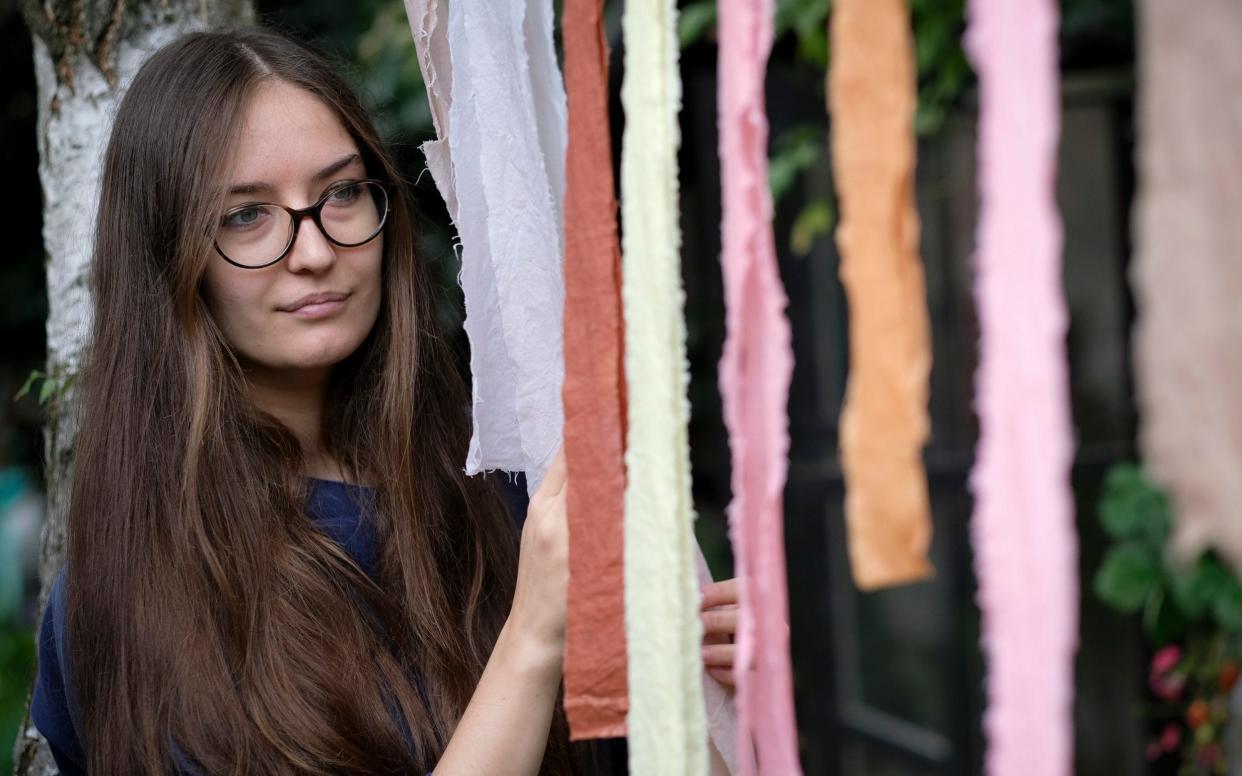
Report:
620,0,708,773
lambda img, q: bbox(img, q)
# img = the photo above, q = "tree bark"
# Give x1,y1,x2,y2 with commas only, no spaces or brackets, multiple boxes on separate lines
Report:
13,1,252,772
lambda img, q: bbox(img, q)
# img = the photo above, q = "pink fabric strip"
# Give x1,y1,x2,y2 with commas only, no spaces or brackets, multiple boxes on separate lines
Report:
716,1,801,774
964,1,1078,775
1132,0,1242,572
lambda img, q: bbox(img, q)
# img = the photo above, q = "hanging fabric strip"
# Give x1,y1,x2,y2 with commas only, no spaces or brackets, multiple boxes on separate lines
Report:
1132,0,1242,572
620,0,708,772
561,0,629,741
404,0,568,496
716,0,801,773
403,0,456,222
964,1,1078,774
827,0,934,592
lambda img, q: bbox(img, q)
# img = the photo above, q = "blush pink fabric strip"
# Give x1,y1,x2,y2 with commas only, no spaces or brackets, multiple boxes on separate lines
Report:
964,1,1078,774
716,1,801,774
1132,0,1242,573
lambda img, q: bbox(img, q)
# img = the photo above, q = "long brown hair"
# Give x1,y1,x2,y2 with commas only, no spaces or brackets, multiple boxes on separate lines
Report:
66,27,574,774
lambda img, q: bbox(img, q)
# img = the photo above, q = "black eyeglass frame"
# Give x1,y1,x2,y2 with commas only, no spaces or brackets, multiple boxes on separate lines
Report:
214,178,391,270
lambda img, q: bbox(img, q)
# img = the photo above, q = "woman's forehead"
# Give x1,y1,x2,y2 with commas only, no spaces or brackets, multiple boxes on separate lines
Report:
227,80,362,196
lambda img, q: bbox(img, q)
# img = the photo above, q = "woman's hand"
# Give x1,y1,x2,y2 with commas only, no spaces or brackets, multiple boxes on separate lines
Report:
504,445,570,675
433,448,568,775
700,577,740,687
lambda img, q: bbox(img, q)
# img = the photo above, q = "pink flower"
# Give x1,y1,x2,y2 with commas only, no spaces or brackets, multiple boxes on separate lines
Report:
1159,723,1181,752
1152,645,1183,676
1145,741,1162,762
1150,672,1186,701
1196,743,1223,766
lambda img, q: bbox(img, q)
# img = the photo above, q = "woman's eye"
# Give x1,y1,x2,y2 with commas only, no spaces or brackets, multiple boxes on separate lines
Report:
222,206,265,229
327,183,361,204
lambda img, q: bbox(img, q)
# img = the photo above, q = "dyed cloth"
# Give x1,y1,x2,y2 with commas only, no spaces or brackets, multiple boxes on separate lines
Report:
964,0,1079,773
828,0,934,592
619,0,709,773
404,0,568,496
717,0,802,773
1132,0,1242,573
561,0,630,741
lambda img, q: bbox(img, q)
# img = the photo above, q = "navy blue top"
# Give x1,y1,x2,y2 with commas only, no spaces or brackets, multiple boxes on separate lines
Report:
31,472,544,775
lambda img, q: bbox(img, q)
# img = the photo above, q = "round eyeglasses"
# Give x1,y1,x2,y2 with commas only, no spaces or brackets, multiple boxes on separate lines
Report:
214,179,390,269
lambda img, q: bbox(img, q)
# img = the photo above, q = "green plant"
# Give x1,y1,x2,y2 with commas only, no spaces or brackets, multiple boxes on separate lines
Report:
1095,463,1242,774
13,367,76,408
0,622,35,776
1095,464,1242,644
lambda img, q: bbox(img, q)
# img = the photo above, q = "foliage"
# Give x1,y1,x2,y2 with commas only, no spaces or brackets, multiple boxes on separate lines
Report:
353,0,433,142
677,0,970,259
1094,463,1242,774
13,367,76,409
0,623,35,776
679,0,970,137
1094,464,1242,643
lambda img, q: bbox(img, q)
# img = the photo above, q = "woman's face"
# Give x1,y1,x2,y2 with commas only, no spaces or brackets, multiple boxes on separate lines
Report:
202,80,384,378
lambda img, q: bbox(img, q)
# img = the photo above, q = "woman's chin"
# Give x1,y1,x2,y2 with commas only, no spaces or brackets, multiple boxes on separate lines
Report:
244,336,367,376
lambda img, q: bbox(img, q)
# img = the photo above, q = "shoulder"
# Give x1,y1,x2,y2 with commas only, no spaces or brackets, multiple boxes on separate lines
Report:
31,566,87,774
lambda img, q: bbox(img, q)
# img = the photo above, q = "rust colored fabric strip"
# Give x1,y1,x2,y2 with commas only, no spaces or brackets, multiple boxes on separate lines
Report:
1133,0,1242,572
828,0,935,591
561,0,629,741
716,0,801,773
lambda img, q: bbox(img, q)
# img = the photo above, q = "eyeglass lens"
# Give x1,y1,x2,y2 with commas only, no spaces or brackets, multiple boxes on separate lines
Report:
216,181,387,268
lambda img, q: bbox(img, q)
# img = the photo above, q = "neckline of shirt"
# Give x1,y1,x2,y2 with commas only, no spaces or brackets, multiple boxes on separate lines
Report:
307,476,374,492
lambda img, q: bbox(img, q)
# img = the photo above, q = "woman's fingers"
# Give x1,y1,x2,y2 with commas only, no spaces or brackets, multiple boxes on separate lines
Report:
700,578,739,610
700,605,739,639
701,643,735,669
701,578,740,649
707,667,736,687
703,641,739,687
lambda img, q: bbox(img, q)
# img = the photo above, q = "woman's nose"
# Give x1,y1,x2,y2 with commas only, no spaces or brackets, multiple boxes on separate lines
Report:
284,216,336,274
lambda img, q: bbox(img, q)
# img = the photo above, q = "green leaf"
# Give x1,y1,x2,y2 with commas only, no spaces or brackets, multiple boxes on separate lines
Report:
1170,555,1233,620
38,377,55,406
1095,542,1163,613
1212,574,1242,632
775,0,830,38
1143,585,1187,644
768,128,823,204
795,28,830,69
13,369,42,402
1098,463,1171,544
790,198,835,256
679,1,717,49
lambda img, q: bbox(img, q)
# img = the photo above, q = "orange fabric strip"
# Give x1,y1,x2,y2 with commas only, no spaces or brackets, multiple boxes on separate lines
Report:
828,0,935,590
561,0,630,740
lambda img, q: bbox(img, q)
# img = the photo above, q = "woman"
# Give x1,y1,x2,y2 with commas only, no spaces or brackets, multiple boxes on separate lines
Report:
30,26,739,776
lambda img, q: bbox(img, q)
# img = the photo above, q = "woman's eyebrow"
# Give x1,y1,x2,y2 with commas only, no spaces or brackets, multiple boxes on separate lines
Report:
227,153,364,196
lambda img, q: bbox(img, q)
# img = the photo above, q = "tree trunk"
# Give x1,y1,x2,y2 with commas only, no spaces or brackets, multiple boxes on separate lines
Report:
13,1,252,772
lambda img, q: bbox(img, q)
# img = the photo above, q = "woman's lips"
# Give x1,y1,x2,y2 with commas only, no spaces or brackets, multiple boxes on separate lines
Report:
280,292,349,318
288,298,346,318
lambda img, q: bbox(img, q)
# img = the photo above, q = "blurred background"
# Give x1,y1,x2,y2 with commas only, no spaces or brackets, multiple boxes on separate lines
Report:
0,0,1147,774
